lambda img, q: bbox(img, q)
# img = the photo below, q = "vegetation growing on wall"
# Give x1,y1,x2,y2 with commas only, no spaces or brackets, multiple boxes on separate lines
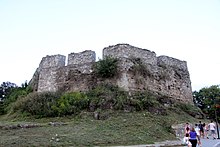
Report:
93,56,118,78
129,57,153,77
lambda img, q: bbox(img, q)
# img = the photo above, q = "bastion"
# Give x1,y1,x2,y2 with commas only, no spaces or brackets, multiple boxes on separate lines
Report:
30,44,193,103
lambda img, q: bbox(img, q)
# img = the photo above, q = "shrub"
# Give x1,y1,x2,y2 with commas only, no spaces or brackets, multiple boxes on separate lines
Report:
129,91,160,111
174,102,203,117
93,56,118,78
86,84,163,113
129,57,153,77
52,92,89,116
19,92,61,117
87,83,128,111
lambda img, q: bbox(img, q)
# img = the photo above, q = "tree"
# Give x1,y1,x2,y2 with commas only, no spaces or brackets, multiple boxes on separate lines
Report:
0,81,17,101
193,85,220,121
0,81,32,115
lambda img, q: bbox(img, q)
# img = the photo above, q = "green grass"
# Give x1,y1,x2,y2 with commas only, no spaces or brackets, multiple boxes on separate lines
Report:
0,110,199,147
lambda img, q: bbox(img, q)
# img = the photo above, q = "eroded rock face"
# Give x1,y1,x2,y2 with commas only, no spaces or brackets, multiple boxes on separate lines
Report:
30,44,193,103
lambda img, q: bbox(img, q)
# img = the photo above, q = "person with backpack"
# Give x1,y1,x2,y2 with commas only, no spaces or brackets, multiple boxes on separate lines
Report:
198,121,204,139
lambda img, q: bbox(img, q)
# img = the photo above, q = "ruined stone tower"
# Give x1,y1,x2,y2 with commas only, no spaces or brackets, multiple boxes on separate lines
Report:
30,44,193,103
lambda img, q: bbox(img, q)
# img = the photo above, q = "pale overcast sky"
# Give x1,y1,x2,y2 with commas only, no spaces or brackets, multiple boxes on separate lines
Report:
0,0,219,91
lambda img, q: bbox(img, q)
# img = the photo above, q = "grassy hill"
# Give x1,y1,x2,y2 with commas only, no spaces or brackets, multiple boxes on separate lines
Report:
0,83,203,146
0,108,201,146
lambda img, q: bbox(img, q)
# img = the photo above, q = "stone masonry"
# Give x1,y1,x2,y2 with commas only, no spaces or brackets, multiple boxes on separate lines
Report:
37,55,66,92
30,44,193,103
68,50,96,65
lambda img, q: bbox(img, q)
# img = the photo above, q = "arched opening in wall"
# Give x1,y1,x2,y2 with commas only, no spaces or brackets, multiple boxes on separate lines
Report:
168,86,171,90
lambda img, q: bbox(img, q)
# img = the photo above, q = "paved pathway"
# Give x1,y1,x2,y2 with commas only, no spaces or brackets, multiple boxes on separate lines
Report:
112,139,220,147
200,138,220,147
112,123,220,147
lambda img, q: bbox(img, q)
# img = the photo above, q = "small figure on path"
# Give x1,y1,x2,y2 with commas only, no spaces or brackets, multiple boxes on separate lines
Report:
183,133,192,147
189,127,201,147
208,120,216,139
185,122,191,134
204,123,209,139
185,126,190,136
198,121,204,139
195,124,200,138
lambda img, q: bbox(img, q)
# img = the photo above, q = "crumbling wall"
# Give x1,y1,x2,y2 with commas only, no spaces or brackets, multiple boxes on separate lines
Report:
36,51,96,93
31,44,193,103
68,50,96,65
103,44,157,65
156,56,192,102
39,55,66,69
37,55,66,92
102,44,193,103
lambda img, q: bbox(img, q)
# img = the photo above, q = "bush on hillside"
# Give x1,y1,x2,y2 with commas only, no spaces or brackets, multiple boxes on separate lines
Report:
87,84,164,113
173,102,204,118
87,83,128,111
18,92,61,117
51,92,89,116
11,84,165,117
130,91,160,111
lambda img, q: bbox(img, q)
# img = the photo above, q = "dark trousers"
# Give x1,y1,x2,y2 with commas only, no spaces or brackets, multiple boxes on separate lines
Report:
189,139,197,147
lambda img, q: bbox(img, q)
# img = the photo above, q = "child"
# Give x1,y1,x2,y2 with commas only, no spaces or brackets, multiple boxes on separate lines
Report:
204,123,209,139
183,133,192,147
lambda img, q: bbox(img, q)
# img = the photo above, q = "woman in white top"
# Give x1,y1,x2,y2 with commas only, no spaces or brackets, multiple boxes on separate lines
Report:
208,120,216,139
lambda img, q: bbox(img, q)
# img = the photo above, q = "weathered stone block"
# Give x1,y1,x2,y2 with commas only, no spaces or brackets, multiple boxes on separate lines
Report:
103,44,157,65
39,54,66,69
68,50,96,65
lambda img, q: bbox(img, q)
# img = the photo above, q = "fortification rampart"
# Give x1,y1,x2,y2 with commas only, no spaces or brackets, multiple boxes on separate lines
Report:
157,56,188,71
31,43,193,103
39,55,66,69
36,51,95,92
103,44,157,65
102,44,192,102
68,50,96,65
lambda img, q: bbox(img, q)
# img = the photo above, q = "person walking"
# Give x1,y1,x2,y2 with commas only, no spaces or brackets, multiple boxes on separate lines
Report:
208,120,216,139
185,122,191,134
204,123,209,139
195,124,200,138
194,124,202,146
189,127,200,147
198,121,204,139
185,126,190,136
183,133,192,147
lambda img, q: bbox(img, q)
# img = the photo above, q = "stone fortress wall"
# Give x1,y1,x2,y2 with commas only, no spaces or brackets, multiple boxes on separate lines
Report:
31,44,193,103
103,44,157,65
68,50,96,65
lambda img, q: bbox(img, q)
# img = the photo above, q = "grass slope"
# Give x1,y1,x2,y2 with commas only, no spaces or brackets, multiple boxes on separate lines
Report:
0,110,199,147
